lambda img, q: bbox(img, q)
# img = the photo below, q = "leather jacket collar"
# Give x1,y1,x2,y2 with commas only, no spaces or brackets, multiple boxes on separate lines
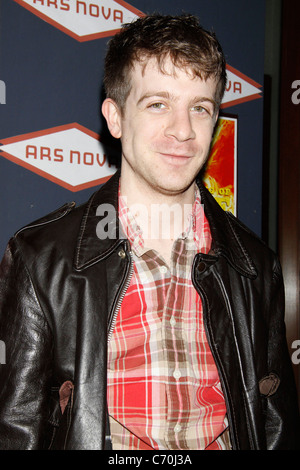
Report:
74,170,257,280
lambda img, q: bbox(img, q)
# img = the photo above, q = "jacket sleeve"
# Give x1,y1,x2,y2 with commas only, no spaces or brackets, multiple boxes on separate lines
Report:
0,239,53,449
264,257,300,449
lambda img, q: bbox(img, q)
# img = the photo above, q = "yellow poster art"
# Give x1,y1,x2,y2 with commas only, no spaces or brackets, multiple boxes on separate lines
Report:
203,116,237,215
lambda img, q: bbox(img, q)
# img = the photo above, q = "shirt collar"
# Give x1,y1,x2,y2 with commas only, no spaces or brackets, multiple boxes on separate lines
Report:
118,184,211,257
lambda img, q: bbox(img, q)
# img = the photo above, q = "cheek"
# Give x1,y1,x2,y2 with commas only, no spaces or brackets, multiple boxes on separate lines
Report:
121,115,146,141
120,123,146,159
195,122,215,142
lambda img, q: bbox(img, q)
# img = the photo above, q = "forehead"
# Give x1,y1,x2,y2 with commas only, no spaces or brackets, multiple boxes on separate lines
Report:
128,56,217,99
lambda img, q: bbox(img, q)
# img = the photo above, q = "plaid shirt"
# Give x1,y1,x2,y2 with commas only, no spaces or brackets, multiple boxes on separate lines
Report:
107,186,230,450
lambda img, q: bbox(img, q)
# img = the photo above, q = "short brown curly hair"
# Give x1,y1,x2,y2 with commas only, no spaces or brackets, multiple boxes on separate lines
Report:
103,13,227,112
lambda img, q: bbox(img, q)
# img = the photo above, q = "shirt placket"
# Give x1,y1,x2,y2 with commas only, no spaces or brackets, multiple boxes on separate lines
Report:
161,238,193,450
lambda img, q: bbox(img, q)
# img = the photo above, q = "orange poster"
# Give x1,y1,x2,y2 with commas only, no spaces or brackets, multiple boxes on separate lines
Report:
203,116,237,215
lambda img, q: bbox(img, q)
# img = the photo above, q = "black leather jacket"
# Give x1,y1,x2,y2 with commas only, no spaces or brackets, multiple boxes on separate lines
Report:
0,171,299,450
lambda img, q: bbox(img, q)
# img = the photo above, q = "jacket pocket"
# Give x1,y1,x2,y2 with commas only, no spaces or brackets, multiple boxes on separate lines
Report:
44,381,74,450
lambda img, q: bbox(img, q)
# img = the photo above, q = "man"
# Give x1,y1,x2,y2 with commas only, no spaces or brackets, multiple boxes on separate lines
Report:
0,14,299,450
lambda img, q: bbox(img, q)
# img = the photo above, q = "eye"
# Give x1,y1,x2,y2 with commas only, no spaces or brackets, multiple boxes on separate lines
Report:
192,104,214,117
148,102,166,110
193,105,208,114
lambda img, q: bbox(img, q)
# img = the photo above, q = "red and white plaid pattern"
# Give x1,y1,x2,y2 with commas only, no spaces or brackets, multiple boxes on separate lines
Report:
107,186,229,450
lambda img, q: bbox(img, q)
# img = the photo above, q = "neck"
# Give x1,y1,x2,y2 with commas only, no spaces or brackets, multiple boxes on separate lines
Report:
120,173,196,208
120,174,197,265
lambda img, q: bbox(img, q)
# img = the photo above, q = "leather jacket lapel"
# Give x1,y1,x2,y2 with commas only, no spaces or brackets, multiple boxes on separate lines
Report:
198,179,257,279
74,171,123,271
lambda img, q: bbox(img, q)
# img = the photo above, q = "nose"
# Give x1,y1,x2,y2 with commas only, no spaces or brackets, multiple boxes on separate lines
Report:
164,109,196,142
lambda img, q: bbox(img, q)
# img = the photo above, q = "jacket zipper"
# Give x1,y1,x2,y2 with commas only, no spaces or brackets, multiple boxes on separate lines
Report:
107,248,134,343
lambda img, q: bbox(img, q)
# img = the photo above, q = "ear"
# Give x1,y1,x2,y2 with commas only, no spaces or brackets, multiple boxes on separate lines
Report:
101,98,122,139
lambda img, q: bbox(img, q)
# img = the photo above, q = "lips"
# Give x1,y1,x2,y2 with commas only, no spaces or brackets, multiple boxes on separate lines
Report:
161,153,192,158
158,152,194,166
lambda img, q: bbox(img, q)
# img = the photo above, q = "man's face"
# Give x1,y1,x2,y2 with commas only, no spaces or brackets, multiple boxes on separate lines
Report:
103,56,218,198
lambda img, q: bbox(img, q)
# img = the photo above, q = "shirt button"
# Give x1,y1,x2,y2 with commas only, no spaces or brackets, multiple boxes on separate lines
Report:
174,424,182,433
170,317,176,326
159,265,168,274
173,369,181,380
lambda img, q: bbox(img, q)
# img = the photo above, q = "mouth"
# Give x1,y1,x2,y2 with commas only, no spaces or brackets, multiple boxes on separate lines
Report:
158,152,193,165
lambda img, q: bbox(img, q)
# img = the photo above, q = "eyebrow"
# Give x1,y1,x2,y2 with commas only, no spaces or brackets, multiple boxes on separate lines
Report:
137,91,217,110
137,91,172,105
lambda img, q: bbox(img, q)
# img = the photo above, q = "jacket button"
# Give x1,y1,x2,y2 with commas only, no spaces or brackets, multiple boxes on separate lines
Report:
197,261,206,273
118,249,126,259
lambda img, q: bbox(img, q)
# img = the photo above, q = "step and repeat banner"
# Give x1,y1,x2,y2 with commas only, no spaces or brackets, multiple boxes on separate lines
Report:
0,0,265,256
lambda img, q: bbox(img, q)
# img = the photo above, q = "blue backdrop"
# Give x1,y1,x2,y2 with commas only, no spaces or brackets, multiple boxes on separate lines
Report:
0,0,265,257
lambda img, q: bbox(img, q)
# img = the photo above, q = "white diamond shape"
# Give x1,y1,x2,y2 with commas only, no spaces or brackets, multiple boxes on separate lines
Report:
15,0,144,41
221,64,262,108
0,123,118,191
